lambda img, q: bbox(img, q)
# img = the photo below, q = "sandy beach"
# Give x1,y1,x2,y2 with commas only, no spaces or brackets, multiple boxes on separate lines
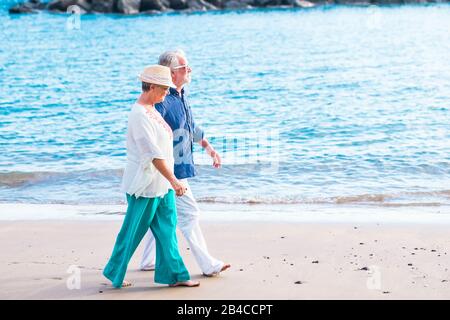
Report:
1,218,449,300
2,0,450,304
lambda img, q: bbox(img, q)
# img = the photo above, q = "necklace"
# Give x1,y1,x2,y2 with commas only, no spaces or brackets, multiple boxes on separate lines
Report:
138,103,173,138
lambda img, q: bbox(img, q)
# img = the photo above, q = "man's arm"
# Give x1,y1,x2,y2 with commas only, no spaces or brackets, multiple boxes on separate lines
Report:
191,110,221,168
199,138,221,169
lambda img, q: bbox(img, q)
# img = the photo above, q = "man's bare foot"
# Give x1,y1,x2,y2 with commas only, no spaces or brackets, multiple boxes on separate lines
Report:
169,280,200,287
221,264,231,272
122,281,132,287
203,263,231,277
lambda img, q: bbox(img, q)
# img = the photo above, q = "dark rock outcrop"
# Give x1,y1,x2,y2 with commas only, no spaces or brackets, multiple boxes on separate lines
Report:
187,0,217,10
75,0,92,11
117,0,141,14
223,0,253,9
375,0,405,3
9,0,45,13
45,0,91,12
9,4,38,13
253,0,283,6
7,0,449,15
334,0,371,5
140,0,170,11
47,0,78,11
169,0,189,9
205,0,225,6
293,0,316,7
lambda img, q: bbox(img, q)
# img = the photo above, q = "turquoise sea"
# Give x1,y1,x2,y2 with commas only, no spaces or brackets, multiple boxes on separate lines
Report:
1,3,449,208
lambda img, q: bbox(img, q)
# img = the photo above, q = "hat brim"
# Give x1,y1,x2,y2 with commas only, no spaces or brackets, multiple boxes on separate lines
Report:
138,74,177,88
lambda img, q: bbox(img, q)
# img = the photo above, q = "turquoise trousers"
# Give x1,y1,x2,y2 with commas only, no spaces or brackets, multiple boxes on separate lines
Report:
103,190,190,288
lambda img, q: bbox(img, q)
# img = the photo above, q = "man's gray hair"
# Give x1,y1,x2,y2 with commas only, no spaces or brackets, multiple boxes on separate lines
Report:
158,49,186,69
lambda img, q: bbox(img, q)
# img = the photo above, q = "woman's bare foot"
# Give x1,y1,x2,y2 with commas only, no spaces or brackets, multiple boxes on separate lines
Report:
169,280,200,287
203,263,231,277
122,281,132,287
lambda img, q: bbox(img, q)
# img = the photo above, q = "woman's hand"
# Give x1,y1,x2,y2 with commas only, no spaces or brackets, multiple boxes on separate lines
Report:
170,179,187,197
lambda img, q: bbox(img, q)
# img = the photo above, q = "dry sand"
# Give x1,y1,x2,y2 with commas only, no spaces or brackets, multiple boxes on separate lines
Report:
0,220,449,299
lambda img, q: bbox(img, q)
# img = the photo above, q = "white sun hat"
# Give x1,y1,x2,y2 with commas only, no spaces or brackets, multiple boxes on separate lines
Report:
138,65,176,88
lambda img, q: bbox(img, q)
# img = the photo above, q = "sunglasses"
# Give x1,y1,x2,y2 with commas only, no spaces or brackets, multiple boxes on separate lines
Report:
172,64,191,71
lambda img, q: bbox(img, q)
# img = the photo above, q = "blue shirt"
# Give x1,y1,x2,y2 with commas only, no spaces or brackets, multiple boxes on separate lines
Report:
155,87,204,179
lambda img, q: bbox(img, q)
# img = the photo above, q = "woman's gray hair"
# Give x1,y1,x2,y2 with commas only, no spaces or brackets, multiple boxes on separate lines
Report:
158,49,186,69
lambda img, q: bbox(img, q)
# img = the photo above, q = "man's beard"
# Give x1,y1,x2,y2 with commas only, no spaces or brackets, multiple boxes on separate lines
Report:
184,75,191,85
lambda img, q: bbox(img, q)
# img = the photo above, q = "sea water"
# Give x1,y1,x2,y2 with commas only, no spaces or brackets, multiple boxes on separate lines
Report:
1,4,449,213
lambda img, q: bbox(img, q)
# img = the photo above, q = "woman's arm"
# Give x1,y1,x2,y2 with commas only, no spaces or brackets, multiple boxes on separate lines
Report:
152,158,187,196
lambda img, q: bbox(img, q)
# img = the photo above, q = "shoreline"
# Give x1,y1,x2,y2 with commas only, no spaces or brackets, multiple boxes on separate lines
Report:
1,219,449,299
1,202,450,224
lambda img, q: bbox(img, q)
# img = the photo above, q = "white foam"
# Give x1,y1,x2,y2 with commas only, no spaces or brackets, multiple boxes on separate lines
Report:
0,203,126,221
1,202,450,224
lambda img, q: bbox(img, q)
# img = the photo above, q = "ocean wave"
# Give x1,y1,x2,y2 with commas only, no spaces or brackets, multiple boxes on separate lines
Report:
197,190,450,207
0,169,123,187
1,169,449,208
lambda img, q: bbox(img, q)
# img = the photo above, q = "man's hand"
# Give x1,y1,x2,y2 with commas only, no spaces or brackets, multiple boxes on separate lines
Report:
210,149,221,169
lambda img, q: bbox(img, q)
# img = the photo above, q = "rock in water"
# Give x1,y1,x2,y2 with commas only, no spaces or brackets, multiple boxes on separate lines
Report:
47,0,79,12
9,0,48,13
292,0,315,8
75,0,92,11
334,0,371,4
140,0,169,11
377,0,405,3
9,3,37,13
205,0,225,8
170,0,189,9
187,0,218,10
223,0,253,9
8,0,445,15
90,0,115,13
253,0,278,6
117,0,142,14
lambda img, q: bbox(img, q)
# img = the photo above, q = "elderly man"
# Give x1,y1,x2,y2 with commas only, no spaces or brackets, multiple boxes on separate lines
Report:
140,50,230,277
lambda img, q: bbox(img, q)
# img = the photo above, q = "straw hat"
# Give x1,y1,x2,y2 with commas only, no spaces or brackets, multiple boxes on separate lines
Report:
138,65,176,88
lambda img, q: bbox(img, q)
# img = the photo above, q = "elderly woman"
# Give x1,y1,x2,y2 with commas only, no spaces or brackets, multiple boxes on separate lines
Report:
103,65,199,288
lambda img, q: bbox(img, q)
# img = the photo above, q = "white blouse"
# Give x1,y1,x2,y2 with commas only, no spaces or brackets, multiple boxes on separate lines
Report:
121,103,174,198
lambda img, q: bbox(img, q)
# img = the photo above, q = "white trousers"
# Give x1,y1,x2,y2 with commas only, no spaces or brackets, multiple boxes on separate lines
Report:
141,179,224,275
